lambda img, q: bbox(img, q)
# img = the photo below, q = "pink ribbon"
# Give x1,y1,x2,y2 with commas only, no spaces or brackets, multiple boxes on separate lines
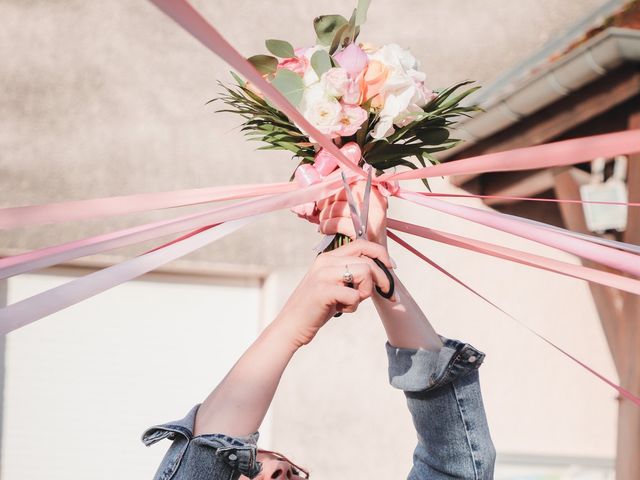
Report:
387,218,640,295
399,189,640,278
149,0,366,180
380,129,640,182
418,191,640,208
0,181,296,230
0,217,256,334
291,143,363,219
389,231,640,407
0,173,348,279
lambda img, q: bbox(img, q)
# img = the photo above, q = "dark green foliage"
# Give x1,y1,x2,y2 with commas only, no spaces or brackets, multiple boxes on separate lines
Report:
212,75,480,192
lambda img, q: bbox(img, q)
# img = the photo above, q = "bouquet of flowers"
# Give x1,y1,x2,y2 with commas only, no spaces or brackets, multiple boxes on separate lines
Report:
215,2,479,247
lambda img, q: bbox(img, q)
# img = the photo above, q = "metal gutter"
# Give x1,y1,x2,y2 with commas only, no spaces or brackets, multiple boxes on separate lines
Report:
441,28,640,160
470,0,630,106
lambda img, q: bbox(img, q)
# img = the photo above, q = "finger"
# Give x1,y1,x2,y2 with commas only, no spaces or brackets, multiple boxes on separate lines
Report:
316,191,342,211
318,200,350,222
319,217,357,239
318,263,375,302
328,285,361,313
325,239,393,270
349,255,391,296
320,255,390,296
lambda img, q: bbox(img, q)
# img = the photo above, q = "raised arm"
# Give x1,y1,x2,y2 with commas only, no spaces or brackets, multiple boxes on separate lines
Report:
318,181,496,479
194,240,394,438
143,240,394,480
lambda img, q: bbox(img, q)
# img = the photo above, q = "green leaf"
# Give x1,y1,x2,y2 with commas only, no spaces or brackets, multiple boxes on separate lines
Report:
230,71,244,86
314,15,348,46
271,69,305,107
247,55,278,75
265,39,295,58
355,0,371,26
310,49,332,77
414,127,450,145
437,85,481,111
329,22,351,54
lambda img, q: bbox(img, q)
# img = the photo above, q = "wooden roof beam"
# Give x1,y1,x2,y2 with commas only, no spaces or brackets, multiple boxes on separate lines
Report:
450,65,640,188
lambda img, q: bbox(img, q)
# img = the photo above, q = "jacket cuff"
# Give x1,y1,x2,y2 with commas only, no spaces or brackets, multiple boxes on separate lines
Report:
141,404,261,478
386,336,485,392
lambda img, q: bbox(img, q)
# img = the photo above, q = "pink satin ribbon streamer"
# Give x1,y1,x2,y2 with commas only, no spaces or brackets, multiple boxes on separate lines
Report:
0,181,296,230
0,173,348,279
380,130,640,182
399,189,640,278
0,217,256,334
388,231,640,407
387,218,640,295
420,191,640,208
498,211,640,255
149,0,366,180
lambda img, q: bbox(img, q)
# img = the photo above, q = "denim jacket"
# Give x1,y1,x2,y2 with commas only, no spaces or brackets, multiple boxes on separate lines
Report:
143,337,496,479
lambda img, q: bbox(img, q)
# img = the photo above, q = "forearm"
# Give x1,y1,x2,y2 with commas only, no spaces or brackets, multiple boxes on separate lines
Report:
372,271,442,351
194,319,299,437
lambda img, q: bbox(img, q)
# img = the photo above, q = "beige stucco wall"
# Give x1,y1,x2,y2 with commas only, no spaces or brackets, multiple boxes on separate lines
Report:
0,0,611,267
1,1,618,478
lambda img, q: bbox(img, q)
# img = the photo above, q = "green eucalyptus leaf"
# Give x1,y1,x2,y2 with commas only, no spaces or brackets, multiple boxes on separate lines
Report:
310,50,332,77
247,55,278,75
329,22,351,54
265,39,295,58
271,69,305,107
314,15,348,46
355,0,371,26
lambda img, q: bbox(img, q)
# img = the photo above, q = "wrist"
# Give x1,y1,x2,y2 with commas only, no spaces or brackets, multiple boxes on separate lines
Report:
267,314,305,352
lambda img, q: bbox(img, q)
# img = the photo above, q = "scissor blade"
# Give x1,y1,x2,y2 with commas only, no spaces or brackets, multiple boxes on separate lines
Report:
360,167,373,238
341,172,365,239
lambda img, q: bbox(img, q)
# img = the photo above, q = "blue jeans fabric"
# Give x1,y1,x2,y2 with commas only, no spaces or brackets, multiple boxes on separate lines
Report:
143,337,495,479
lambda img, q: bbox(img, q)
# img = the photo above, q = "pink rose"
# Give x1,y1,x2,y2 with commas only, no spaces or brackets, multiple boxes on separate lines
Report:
334,43,368,77
321,68,349,97
342,78,363,105
337,104,368,137
278,51,309,76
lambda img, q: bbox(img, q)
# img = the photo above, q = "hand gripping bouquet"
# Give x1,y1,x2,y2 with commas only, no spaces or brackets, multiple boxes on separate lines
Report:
215,1,479,250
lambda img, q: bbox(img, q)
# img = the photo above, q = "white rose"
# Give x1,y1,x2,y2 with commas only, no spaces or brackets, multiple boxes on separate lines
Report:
370,43,418,71
367,43,432,139
321,68,349,98
300,83,342,136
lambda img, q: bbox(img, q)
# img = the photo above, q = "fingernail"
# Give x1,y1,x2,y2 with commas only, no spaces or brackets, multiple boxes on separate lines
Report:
390,257,398,269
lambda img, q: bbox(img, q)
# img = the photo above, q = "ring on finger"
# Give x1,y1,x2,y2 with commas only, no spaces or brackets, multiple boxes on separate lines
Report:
342,265,354,287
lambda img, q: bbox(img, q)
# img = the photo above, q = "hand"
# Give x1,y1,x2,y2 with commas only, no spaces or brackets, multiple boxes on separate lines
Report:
316,179,388,247
274,240,394,348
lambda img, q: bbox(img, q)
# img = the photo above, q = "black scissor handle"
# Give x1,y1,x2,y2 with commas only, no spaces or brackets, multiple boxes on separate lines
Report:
373,257,395,299
333,259,393,317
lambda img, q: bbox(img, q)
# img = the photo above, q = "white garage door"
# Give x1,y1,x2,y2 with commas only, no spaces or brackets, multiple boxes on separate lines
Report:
2,268,262,480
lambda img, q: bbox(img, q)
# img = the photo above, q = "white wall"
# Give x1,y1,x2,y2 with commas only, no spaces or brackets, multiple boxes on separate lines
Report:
2,269,261,480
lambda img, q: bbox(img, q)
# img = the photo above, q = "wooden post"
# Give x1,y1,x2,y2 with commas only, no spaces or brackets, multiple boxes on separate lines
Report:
615,111,640,480
553,110,640,478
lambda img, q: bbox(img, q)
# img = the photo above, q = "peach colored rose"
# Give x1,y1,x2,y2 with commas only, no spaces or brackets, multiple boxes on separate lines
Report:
358,60,389,105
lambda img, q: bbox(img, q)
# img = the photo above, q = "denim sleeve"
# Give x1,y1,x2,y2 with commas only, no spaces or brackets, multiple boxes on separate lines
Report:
386,337,496,480
141,405,262,480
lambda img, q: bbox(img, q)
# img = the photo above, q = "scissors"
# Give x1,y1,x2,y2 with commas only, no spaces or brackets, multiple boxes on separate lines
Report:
340,167,395,300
